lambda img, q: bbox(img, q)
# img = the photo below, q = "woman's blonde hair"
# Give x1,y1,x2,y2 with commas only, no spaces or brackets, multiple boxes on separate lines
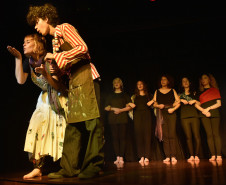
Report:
25,33,46,58
199,73,218,92
112,77,123,90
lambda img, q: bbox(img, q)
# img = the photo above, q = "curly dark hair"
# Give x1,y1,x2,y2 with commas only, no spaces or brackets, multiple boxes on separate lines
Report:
157,74,174,89
27,3,60,27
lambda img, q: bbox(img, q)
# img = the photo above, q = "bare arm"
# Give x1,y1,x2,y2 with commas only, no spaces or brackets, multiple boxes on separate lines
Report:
153,90,164,109
147,99,154,106
202,99,221,114
7,46,28,84
168,89,181,113
195,101,211,117
111,105,132,114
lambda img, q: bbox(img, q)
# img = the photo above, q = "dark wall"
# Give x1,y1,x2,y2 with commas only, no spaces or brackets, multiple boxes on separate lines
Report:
2,0,226,173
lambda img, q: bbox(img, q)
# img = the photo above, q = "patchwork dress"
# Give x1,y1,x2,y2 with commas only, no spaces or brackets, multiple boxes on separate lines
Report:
23,59,68,162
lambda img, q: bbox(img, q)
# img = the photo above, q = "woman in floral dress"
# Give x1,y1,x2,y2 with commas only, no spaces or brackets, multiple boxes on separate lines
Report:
7,33,68,179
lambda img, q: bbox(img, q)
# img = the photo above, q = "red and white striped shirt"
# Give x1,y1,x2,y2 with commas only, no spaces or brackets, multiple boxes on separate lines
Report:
53,23,100,80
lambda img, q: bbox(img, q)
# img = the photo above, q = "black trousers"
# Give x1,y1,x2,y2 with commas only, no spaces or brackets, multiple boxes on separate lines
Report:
134,110,152,159
201,117,221,156
181,117,201,156
110,124,127,157
60,119,104,176
162,112,177,158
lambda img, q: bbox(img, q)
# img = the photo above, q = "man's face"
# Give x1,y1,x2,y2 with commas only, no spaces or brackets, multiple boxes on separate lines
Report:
35,18,49,36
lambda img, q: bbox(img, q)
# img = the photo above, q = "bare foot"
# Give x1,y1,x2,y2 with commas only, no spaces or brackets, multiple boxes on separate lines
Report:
144,161,149,166
171,157,177,162
119,157,124,164
144,158,149,162
194,156,200,161
187,160,195,168
139,157,144,163
216,156,222,161
209,156,216,161
187,156,195,162
114,156,120,164
163,157,170,162
23,168,42,179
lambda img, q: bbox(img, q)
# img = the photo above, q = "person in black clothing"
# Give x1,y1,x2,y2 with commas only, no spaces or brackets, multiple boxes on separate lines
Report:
105,77,132,164
178,77,201,161
195,73,222,161
153,75,180,163
129,81,154,165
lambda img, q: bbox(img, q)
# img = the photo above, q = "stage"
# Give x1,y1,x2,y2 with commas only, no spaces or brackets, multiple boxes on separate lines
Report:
1,160,226,185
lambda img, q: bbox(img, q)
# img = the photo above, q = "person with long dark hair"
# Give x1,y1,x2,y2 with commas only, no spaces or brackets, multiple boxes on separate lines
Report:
129,80,153,165
195,73,222,161
7,33,68,179
26,3,104,179
105,77,132,164
153,74,180,163
178,77,201,161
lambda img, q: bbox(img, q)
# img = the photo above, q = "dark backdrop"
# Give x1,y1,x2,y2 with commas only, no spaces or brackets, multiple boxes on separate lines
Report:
1,0,226,173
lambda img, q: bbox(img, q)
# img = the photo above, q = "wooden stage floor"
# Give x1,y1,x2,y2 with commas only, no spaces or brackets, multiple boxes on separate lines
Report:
1,160,226,185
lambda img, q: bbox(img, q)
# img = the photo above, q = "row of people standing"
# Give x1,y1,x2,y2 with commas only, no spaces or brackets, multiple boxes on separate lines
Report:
104,74,222,164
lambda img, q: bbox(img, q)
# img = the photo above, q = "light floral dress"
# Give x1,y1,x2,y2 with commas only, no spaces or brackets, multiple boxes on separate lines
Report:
24,59,68,162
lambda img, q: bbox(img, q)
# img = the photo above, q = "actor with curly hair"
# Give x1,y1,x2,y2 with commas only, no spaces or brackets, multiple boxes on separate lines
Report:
26,3,104,179
152,74,181,163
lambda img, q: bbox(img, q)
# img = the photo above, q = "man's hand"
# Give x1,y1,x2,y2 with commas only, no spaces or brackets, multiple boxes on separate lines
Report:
44,53,54,62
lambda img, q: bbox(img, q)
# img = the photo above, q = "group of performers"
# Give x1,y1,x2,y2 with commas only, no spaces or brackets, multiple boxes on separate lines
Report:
7,2,222,180
104,75,222,166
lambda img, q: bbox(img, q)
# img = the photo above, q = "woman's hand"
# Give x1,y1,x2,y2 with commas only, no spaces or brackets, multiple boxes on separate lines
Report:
205,112,211,117
128,103,136,108
158,104,165,109
168,108,175,114
113,108,122,114
147,100,154,106
202,107,210,115
188,100,196,105
105,106,111,111
7,46,22,60
35,64,47,76
181,99,188,105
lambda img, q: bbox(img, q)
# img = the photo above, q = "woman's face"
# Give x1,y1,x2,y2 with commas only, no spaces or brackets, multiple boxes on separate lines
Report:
35,18,49,36
137,81,144,91
182,78,190,88
201,74,210,87
113,80,121,89
23,36,35,55
161,76,169,87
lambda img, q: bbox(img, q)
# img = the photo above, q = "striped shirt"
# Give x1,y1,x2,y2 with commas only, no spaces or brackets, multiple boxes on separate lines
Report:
53,23,100,80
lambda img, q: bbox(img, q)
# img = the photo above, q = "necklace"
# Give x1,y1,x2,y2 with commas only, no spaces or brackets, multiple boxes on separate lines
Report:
52,32,60,53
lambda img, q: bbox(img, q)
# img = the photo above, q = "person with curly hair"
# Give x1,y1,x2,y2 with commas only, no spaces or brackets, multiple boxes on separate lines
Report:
7,33,68,179
195,73,222,161
152,74,181,163
26,3,104,179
